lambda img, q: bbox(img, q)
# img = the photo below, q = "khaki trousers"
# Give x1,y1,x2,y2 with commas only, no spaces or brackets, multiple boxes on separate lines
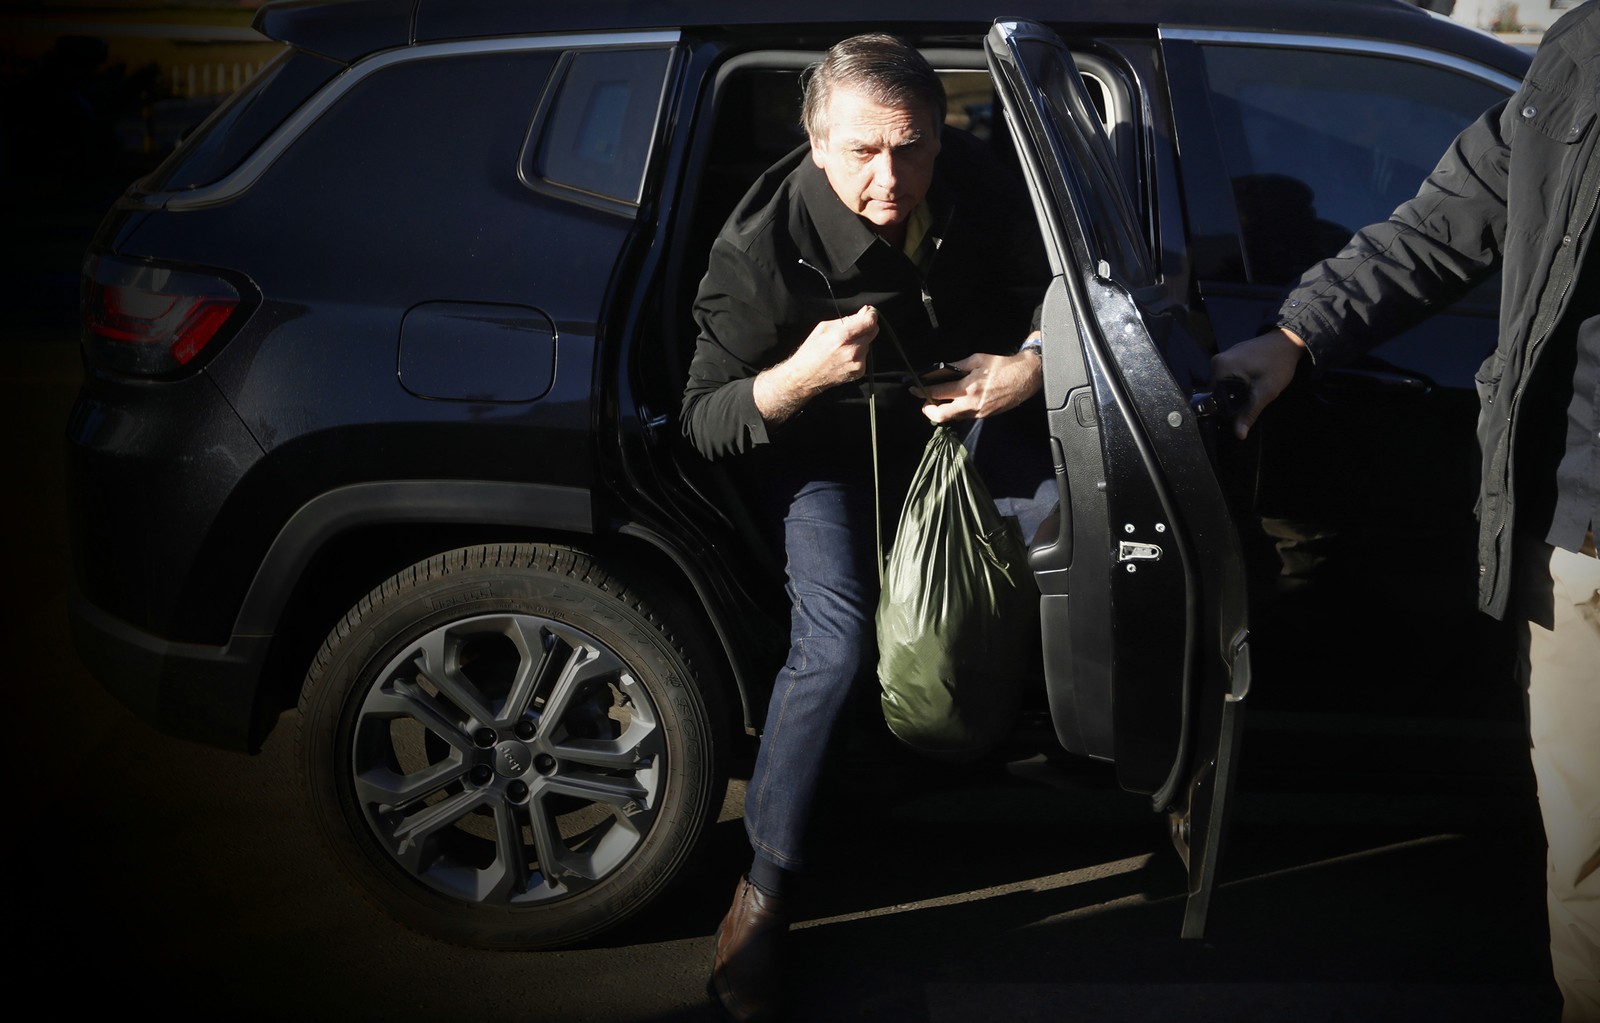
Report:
1523,541,1600,1022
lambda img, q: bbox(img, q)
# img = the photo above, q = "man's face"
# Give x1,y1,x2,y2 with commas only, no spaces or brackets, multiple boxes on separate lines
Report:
809,86,941,236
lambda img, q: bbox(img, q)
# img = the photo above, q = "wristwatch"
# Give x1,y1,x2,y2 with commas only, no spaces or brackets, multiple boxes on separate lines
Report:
1017,336,1044,358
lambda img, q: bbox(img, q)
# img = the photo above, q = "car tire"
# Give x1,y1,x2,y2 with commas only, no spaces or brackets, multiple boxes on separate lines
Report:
297,542,723,949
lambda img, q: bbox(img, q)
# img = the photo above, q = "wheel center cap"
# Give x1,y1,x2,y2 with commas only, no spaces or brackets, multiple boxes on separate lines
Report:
494,740,534,778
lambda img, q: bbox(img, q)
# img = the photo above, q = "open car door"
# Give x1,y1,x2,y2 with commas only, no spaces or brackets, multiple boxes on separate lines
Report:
986,19,1252,939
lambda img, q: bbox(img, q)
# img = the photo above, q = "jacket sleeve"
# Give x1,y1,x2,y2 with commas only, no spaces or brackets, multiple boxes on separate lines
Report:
680,235,790,461
1277,97,1513,367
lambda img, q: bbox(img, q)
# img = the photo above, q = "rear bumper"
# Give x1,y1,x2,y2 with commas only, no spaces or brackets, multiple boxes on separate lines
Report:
68,587,276,752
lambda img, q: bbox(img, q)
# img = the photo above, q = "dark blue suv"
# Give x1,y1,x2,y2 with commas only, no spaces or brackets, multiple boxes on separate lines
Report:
68,0,1529,950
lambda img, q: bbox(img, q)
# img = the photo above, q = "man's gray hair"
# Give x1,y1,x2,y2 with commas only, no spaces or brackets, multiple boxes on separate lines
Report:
800,34,946,141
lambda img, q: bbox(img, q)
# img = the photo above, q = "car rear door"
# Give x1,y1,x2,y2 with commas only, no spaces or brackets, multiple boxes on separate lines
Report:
1159,33,1524,720
986,19,1251,939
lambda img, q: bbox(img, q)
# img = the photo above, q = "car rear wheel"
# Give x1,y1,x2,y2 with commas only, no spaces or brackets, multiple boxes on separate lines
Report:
297,543,722,949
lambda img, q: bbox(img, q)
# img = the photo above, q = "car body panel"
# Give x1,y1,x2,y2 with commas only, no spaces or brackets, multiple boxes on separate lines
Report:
63,4,1529,941
69,1,1526,739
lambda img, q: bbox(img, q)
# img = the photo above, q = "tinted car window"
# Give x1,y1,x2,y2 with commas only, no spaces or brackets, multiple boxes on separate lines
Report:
143,48,339,193
1201,45,1505,286
525,47,673,211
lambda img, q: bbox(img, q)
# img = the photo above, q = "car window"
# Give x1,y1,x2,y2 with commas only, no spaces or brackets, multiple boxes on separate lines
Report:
1200,45,1506,287
523,46,674,213
941,69,995,137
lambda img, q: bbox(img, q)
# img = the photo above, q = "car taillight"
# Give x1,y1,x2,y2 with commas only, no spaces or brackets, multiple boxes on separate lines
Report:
81,253,254,376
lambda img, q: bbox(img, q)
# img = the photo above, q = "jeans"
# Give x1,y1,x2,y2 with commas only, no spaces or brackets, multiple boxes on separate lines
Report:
744,473,882,871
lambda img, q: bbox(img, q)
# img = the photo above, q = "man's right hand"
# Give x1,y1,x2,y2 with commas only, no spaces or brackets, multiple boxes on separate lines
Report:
1208,327,1307,441
753,306,880,424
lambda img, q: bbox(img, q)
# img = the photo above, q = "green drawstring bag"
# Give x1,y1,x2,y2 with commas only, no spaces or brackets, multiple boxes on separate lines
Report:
876,426,1037,762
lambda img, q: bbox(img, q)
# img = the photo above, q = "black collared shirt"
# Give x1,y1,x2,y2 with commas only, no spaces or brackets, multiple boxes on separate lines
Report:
680,127,1048,474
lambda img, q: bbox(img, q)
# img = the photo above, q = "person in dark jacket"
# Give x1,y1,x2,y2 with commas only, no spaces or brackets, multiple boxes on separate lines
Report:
681,34,1048,1022
1212,3,1598,1017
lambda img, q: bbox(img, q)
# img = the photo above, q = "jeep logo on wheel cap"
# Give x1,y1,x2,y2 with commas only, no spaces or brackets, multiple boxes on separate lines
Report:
495,741,533,778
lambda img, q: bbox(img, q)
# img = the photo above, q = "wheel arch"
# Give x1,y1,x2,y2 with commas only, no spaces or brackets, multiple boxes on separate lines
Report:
245,480,749,757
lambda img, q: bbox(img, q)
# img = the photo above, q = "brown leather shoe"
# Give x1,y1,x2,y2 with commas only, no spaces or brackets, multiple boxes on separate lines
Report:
708,875,788,1022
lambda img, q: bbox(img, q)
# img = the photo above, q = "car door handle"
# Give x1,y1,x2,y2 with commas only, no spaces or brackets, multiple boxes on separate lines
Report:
1314,366,1435,406
1191,378,1250,420
639,404,670,444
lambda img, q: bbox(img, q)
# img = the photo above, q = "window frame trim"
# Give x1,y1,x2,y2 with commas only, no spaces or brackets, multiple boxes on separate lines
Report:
1157,28,1522,93
154,30,680,212
517,43,678,218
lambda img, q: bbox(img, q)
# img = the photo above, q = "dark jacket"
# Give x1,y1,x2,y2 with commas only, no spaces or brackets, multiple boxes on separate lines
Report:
1277,0,1599,619
681,127,1048,479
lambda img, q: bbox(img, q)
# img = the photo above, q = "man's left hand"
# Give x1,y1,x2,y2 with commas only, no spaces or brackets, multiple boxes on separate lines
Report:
917,349,1042,424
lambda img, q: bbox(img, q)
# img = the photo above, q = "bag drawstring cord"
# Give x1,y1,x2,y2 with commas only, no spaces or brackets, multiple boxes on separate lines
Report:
796,259,926,585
